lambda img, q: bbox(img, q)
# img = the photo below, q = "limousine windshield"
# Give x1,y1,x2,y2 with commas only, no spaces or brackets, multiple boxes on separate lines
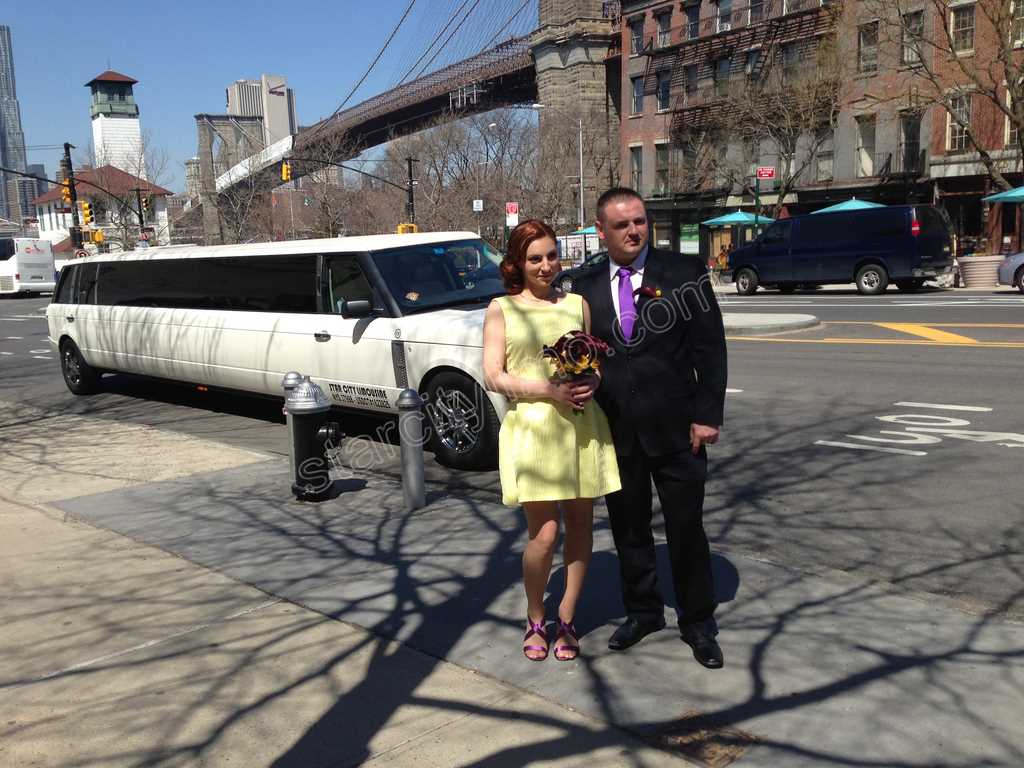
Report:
371,238,504,314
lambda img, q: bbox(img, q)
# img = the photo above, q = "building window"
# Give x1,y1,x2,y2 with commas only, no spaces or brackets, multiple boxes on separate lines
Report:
902,11,924,65
714,57,731,96
899,113,922,172
816,130,834,181
1013,1,1024,46
951,5,974,53
657,70,671,110
1007,91,1020,147
630,19,644,54
746,49,762,76
782,42,800,81
686,5,700,39
859,22,879,74
685,64,698,96
947,93,972,151
750,0,764,24
656,12,671,48
631,146,644,190
718,0,733,32
856,115,877,176
655,143,670,195
632,76,644,114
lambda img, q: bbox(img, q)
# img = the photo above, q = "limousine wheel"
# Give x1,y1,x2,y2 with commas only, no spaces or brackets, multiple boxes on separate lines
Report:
855,264,889,295
424,372,499,471
1016,267,1024,293
60,339,101,395
734,268,758,296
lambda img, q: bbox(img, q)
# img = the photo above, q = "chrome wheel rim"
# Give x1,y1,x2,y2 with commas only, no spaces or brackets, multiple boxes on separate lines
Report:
862,270,881,289
737,273,750,292
62,347,81,386
431,388,479,454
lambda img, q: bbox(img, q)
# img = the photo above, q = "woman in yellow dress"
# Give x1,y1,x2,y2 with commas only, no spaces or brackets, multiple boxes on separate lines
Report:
482,219,621,662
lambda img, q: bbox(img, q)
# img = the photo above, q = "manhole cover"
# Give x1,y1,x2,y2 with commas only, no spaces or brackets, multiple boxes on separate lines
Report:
643,709,759,767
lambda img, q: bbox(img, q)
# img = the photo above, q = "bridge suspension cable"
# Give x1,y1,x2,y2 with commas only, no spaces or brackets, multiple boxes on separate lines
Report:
482,0,533,50
406,0,483,83
395,0,476,86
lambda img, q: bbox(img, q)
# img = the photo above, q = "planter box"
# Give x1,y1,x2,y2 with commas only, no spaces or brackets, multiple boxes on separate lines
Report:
959,255,1003,288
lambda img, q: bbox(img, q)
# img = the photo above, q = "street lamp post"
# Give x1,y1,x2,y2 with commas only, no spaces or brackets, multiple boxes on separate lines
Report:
577,117,585,230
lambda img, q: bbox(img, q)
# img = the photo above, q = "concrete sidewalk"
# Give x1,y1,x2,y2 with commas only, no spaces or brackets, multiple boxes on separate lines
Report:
3,401,1023,767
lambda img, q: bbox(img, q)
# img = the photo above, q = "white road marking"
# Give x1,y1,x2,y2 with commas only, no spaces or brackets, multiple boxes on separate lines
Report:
32,355,51,360
893,402,992,412
4,336,23,339
0,351,12,356
29,348,49,354
726,388,744,393
8,315,47,320
0,318,26,322
815,440,927,457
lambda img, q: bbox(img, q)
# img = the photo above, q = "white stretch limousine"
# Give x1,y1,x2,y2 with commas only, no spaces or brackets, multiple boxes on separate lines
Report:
47,232,508,469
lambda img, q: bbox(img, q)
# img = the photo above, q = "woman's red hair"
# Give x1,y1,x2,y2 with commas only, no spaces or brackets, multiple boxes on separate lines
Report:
501,219,557,294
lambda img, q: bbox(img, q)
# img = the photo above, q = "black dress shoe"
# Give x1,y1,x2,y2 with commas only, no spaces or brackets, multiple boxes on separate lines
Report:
680,622,724,669
608,616,666,651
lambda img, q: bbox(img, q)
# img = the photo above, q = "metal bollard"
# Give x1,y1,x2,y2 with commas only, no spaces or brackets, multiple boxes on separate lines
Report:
281,371,304,479
397,388,426,511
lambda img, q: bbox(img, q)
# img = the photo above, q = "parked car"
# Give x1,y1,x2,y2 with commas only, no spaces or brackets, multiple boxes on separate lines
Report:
553,250,608,293
727,205,954,295
997,252,1024,293
47,232,508,470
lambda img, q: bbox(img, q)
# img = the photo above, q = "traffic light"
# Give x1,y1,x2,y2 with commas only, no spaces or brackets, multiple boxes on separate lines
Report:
92,229,105,244
281,161,292,182
81,201,93,225
396,223,418,234
61,179,72,204
142,196,150,216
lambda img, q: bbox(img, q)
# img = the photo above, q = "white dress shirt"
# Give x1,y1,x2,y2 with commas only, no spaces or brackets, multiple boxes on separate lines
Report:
608,246,649,321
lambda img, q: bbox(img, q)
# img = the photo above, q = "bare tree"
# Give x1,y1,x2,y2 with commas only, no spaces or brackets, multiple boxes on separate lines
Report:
862,0,1024,190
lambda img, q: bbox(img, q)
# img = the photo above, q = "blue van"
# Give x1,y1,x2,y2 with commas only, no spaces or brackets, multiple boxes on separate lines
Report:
728,205,954,295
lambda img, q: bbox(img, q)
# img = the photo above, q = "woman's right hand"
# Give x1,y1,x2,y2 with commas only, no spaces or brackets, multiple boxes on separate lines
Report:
547,380,585,410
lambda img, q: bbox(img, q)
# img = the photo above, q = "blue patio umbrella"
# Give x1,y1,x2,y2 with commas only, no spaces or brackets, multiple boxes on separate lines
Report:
701,211,775,227
983,186,1024,203
572,225,598,234
811,198,885,214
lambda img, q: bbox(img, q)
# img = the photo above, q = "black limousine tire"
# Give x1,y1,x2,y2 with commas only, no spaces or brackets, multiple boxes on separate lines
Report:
734,268,759,295
60,339,102,395
856,264,889,295
424,371,499,471
1016,267,1024,294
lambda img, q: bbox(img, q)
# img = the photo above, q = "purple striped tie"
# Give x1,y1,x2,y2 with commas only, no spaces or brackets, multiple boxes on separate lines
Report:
617,266,636,340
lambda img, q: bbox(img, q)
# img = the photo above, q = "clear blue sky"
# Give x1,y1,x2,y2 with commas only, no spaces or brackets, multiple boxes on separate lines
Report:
5,1,536,193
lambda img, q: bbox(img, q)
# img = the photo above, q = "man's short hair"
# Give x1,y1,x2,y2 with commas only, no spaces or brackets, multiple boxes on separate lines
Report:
596,187,645,221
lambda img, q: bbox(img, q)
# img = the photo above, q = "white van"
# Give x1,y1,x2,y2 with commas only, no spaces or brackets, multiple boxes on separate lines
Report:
1,237,56,295
46,232,508,469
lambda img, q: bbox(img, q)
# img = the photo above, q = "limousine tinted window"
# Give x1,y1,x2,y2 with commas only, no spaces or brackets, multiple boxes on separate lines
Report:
78,263,99,304
94,255,318,312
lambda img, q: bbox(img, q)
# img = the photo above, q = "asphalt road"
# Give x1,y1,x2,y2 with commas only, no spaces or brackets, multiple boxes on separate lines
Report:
2,289,1022,621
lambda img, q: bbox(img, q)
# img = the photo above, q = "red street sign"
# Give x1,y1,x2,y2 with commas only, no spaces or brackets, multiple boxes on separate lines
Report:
756,166,776,180
506,201,519,215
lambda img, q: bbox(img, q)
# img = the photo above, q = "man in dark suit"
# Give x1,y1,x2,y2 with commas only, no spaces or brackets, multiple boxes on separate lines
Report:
574,187,728,668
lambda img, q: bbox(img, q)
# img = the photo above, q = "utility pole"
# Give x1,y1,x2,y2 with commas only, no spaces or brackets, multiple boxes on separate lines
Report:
63,143,82,248
578,118,585,230
405,156,417,224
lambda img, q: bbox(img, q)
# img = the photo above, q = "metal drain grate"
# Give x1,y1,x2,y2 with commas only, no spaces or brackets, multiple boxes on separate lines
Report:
642,710,759,767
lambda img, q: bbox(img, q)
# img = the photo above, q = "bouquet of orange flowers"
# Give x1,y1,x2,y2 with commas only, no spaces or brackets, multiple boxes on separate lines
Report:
541,330,611,382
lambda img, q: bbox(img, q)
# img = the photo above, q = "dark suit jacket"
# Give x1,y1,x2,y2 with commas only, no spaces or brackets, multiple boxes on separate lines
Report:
575,248,728,456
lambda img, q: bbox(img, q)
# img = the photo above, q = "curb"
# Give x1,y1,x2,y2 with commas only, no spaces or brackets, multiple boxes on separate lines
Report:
723,313,820,335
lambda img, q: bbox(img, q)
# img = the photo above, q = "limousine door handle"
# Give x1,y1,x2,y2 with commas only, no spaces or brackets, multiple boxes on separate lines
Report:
65,315,75,323
314,331,331,342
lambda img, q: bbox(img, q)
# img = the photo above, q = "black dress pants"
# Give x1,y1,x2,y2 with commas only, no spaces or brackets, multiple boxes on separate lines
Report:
605,445,716,625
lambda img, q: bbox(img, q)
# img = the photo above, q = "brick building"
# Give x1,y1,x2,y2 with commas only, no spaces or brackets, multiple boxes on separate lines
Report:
616,0,1023,256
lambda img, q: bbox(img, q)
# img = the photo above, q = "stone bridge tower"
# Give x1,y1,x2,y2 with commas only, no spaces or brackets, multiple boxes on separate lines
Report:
531,0,620,230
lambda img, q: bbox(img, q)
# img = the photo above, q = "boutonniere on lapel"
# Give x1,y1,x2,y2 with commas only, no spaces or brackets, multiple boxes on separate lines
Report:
634,285,663,299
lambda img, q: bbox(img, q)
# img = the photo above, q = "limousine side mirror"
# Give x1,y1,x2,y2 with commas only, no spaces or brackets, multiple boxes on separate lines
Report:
339,298,372,318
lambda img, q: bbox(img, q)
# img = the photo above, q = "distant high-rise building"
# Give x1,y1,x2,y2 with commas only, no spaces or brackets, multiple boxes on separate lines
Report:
225,75,297,147
0,25,29,221
184,157,201,199
87,70,146,178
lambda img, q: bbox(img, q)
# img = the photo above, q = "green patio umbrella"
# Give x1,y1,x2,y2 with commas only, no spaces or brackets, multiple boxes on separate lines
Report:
701,211,775,226
983,186,1024,203
811,198,885,214
572,225,598,234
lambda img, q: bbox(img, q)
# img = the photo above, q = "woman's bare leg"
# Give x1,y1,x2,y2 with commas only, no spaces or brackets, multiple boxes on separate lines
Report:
557,497,594,655
522,501,560,659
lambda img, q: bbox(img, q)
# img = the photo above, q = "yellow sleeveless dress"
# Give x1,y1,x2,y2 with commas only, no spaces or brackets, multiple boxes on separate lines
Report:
496,293,621,507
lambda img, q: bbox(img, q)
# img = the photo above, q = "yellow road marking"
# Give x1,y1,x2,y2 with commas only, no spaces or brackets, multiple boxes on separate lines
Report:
823,322,1024,329
875,323,978,344
726,336,1024,349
